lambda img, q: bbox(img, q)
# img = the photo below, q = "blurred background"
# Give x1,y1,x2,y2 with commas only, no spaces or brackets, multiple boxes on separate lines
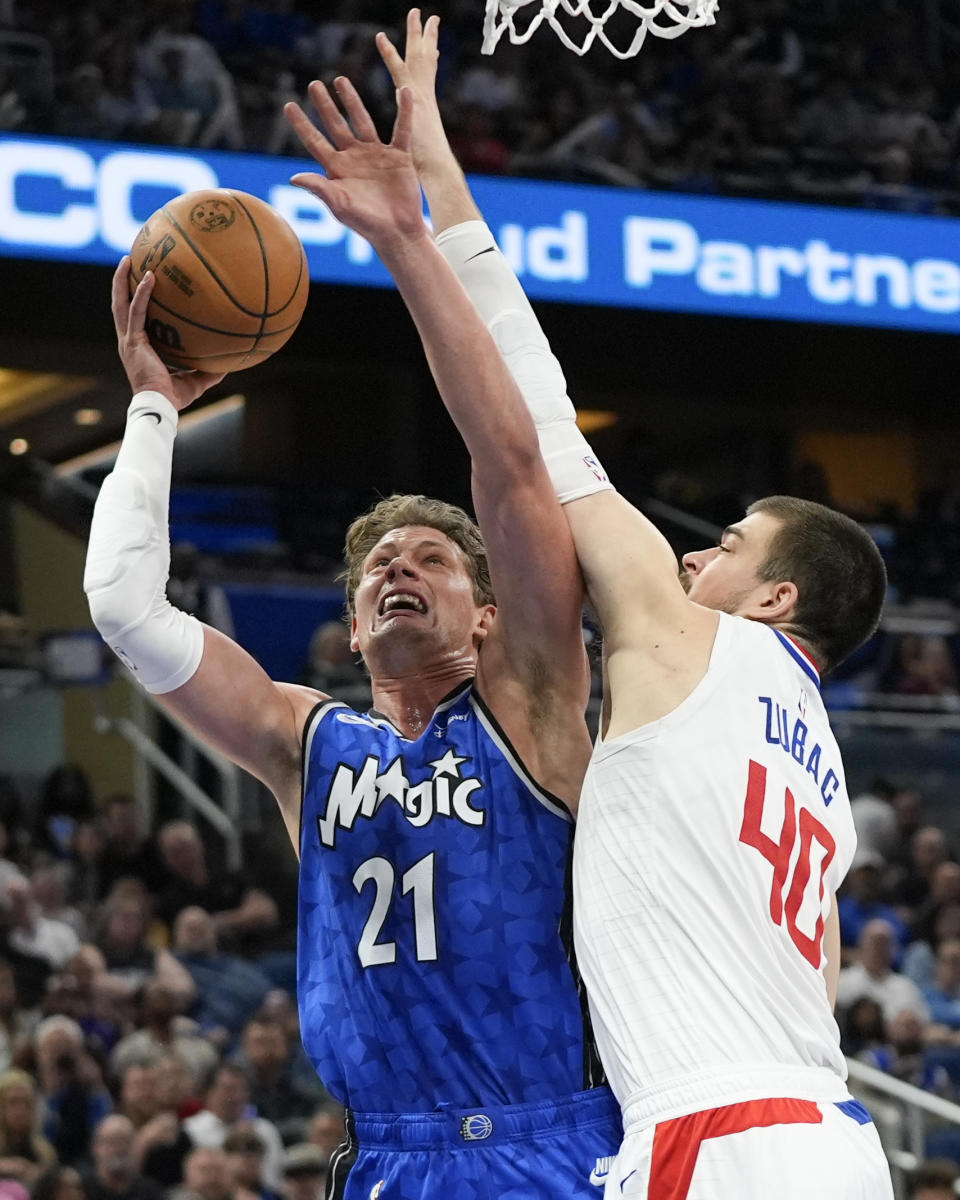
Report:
2,1,960,1198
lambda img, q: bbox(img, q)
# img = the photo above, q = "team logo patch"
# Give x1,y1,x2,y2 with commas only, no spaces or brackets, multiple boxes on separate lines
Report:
460,1113,493,1141
589,1156,613,1186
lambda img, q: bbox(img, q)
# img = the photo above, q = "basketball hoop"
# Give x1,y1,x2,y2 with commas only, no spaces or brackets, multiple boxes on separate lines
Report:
482,0,719,59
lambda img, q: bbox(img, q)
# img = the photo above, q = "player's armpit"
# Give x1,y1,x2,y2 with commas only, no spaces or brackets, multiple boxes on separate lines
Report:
157,624,320,824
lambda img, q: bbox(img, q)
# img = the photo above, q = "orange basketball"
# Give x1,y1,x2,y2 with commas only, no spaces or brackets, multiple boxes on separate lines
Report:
129,188,309,373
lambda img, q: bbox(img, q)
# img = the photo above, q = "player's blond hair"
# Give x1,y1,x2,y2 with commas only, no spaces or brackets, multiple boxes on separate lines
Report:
341,494,494,615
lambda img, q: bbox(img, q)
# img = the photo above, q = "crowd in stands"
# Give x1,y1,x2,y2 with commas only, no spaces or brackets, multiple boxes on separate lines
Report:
840,778,960,1135
3,0,960,212
0,768,342,1200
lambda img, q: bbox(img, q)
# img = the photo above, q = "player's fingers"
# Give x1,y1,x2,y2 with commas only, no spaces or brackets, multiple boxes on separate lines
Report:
308,80,355,150
391,86,414,153
111,257,132,331
376,31,404,84
284,99,336,168
333,77,379,143
126,270,155,334
290,173,336,209
424,13,440,50
407,7,422,50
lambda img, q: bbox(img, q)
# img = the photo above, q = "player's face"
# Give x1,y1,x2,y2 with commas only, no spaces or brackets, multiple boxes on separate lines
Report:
680,512,787,617
351,526,494,670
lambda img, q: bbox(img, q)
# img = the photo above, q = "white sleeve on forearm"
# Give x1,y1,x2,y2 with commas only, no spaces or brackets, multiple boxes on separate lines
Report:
84,391,204,694
435,219,613,503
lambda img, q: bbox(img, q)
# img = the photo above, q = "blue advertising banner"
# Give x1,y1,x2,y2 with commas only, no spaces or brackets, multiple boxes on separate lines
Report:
2,134,958,333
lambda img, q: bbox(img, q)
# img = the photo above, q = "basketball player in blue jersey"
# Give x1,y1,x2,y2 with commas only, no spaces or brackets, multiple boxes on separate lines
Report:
84,75,621,1200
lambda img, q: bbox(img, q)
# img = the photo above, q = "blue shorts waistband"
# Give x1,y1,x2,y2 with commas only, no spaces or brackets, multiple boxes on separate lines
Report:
351,1085,621,1151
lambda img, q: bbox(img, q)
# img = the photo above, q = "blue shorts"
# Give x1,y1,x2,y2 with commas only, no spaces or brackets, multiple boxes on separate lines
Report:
327,1086,622,1200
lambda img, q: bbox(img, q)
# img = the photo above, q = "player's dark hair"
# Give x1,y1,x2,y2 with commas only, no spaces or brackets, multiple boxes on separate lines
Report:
747,495,887,674
342,494,494,615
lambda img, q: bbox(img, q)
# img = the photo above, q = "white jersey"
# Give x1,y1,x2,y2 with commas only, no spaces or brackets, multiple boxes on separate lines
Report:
574,613,857,1131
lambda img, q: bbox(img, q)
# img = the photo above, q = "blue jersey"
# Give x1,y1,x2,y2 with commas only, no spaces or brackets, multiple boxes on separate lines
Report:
298,681,604,1115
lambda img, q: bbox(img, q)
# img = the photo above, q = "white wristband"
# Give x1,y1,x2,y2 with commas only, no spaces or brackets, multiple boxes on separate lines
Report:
84,391,204,694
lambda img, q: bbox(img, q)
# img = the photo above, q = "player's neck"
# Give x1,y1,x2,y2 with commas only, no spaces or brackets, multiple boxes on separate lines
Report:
369,662,476,739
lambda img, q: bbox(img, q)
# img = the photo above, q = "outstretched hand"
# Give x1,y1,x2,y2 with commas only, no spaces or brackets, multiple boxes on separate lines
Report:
112,259,225,412
284,79,427,255
376,10,450,177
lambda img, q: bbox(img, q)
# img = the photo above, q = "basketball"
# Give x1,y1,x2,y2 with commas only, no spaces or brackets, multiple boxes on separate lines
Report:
129,188,309,374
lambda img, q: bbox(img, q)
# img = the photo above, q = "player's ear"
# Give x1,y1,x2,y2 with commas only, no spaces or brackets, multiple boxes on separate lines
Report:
349,613,360,653
475,604,496,644
759,580,798,622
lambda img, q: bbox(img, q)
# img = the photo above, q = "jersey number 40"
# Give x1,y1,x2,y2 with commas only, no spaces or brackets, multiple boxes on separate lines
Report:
739,759,836,969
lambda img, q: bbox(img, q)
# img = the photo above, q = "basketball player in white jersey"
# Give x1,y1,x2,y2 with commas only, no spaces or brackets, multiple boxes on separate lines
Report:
377,12,895,1198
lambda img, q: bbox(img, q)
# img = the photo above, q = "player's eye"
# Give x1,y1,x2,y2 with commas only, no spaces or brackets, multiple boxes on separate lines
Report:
716,542,731,553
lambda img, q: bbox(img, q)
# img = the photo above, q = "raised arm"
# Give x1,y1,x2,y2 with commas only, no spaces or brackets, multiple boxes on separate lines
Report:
284,81,591,751
84,264,322,846
379,12,717,732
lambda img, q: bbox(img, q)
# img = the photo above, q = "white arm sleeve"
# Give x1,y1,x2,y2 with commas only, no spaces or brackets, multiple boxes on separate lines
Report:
84,391,204,694
435,219,613,504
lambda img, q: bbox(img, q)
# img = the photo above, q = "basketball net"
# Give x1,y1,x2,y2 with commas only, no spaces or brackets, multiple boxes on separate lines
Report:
482,0,718,59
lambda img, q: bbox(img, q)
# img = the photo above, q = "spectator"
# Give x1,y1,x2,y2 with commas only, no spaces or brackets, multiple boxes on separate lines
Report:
183,1066,283,1191
924,938,960,1036
115,1065,159,1134
0,962,35,1074
849,777,899,862
840,996,888,1060
82,1116,164,1200
110,981,217,1091
302,621,367,700
154,826,277,954
93,895,194,1007
138,1057,197,1188
862,1009,953,1098
138,4,243,149
232,1017,323,1139
172,909,272,1043
33,1016,112,1166
31,1166,87,1200
837,918,930,1025
837,850,909,957
903,902,960,993
3,879,79,972
30,864,84,940
43,946,124,1060
93,798,167,901
892,825,952,911
0,1069,56,1187
222,1127,278,1200
170,1147,233,1200
36,767,95,860
278,1145,326,1200
303,1103,344,1165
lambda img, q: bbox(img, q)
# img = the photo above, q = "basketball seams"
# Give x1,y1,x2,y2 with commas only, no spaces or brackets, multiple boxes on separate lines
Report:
162,199,270,320
133,188,308,372
231,192,269,361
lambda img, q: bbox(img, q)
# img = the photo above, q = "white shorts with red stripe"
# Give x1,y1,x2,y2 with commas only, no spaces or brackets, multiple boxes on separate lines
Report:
605,1096,894,1199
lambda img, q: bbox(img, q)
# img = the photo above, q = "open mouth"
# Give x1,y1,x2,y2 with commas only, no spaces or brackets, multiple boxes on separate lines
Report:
378,591,428,618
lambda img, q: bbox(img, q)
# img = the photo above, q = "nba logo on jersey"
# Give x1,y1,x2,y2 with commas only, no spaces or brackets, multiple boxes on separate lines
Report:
460,1114,494,1141
798,688,808,718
